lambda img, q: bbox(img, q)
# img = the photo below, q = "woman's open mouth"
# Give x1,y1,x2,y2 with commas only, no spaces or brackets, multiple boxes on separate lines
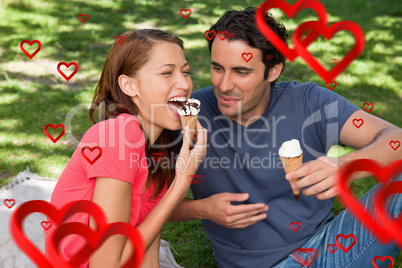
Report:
167,97,186,118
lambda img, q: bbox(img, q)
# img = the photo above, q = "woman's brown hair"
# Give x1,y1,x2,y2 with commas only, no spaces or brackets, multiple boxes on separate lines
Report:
89,29,183,198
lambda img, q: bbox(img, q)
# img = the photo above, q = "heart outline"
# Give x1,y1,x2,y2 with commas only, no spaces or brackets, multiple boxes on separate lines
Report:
335,233,356,253
289,222,301,232
217,31,229,41
293,20,365,83
352,118,364,128
372,256,394,268
41,221,52,231
44,124,66,143
204,30,216,40
326,244,338,254
180,9,192,19
292,248,319,267
363,103,374,113
255,0,329,62
20,40,42,59
242,52,253,62
389,141,400,151
77,14,89,23
4,199,16,209
336,159,402,247
57,62,79,81
10,200,107,267
115,36,126,45
326,81,337,90
49,222,144,268
81,146,103,165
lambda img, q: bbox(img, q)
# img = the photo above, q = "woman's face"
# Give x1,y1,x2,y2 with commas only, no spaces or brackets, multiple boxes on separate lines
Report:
130,42,192,133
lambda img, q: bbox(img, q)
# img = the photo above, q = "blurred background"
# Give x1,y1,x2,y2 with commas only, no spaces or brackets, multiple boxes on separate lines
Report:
0,0,401,267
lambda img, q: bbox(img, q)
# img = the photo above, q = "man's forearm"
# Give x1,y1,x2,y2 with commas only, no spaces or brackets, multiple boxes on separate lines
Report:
169,198,205,222
340,126,402,179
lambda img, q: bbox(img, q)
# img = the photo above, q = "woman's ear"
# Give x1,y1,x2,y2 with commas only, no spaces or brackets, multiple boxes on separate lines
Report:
118,74,139,98
268,62,283,82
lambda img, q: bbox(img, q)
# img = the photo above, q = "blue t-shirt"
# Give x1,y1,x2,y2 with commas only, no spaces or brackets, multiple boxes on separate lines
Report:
190,81,360,267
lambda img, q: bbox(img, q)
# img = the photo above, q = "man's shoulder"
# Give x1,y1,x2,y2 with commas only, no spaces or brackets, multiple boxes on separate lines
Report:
192,86,214,99
273,80,319,93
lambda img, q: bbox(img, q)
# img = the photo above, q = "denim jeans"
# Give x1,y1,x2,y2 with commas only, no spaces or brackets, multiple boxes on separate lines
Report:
273,175,402,268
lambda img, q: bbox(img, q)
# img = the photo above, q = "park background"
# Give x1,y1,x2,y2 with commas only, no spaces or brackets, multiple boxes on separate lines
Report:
0,0,401,267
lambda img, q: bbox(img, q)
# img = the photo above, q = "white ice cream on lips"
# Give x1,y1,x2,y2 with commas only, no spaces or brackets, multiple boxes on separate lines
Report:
177,98,201,116
278,139,303,158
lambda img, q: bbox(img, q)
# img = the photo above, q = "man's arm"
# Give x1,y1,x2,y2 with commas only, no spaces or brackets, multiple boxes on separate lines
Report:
288,110,402,200
170,193,268,228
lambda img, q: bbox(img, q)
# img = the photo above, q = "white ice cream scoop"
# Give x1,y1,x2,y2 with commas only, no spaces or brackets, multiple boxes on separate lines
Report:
278,139,302,158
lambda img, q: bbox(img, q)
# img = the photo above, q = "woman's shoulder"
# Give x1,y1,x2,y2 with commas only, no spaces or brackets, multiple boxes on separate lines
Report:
81,113,146,149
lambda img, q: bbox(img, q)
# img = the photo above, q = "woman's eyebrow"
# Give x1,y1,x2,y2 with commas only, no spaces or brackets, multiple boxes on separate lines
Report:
156,62,189,70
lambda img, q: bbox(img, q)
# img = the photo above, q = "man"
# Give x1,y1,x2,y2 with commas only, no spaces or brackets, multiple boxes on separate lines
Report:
170,7,402,267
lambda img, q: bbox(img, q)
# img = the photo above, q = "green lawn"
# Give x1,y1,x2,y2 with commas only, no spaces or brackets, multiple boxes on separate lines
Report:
0,0,401,267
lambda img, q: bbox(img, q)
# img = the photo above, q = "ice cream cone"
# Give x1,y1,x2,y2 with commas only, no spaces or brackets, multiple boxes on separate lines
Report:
280,153,303,201
181,115,197,144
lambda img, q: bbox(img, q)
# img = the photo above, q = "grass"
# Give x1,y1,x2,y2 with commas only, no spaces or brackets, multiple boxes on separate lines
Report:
0,0,401,267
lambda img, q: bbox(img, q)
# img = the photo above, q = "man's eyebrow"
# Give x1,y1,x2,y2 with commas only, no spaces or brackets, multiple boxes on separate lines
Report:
211,61,254,72
156,63,189,70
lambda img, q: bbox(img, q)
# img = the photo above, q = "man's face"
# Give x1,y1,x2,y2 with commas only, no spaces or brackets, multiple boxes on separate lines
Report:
210,38,270,126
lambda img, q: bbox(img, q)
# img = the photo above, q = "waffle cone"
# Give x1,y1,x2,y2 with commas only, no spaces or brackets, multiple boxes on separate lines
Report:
180,115,197,144
280,153,303,200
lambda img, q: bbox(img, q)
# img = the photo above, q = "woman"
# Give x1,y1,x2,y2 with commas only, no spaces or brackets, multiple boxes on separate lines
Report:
45,29,207,267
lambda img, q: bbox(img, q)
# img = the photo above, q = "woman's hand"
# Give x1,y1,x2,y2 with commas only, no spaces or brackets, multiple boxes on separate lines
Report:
175,120,207,187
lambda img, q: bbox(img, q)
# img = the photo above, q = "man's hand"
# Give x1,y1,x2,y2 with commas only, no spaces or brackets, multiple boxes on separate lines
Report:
287,110,402,201
201,192,268,228
286,157,342,200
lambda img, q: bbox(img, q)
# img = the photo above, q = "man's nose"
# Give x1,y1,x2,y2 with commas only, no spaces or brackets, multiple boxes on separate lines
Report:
219,72,234,92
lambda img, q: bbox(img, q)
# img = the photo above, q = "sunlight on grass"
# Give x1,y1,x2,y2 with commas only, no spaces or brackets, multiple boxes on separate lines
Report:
0,0,401,266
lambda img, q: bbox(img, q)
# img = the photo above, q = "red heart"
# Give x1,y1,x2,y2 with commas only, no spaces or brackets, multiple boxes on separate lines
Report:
352,118,364,128
292,248,319,267
77,14,89,23
180,9,192,19
218,31,229,41
10,200,145,267
266,55,273,60
44,124,65,143
189,175,205,185
293,20,365,83
326,81,337,90
335,233,356,253
204,30,216,40
363,103,374,113
115,36,126,45
81,146,103,165
389,141,400,151
10,200,107,267
41,221,52,231
289,222,301,232
49,222,144,268
57,62,79,81
20,40,42,59
242,52,253,62
4,199,16,209
336,159,402,248
372,256,394,268
326,244,338,254
255,0,329,61
229,33,236,38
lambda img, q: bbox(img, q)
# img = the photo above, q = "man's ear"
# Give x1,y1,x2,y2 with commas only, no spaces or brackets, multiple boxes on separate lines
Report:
268,62,283,82
118,74,139,98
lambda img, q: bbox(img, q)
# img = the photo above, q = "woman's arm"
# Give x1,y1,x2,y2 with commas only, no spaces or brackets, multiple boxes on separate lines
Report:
139,233,161,268
89,177,132,267
88,122,206,267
